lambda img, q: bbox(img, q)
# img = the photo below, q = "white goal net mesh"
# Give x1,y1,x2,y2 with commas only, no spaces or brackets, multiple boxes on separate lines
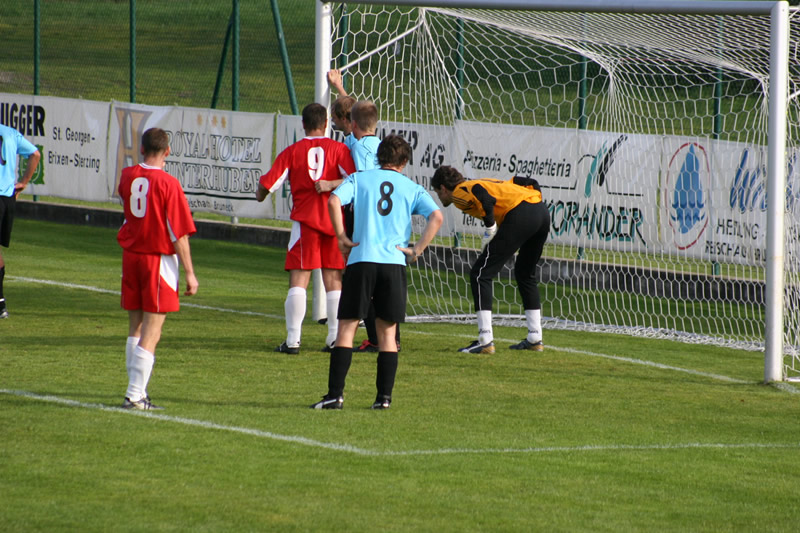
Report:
327,3,800,378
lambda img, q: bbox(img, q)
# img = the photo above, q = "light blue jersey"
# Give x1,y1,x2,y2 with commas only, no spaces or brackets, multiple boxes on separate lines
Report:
0,124,38,197
350,135,380,171
343,133,357,151
334,168,440,266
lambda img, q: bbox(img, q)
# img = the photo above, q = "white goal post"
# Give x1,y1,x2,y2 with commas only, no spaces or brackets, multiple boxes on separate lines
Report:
315,0,798,382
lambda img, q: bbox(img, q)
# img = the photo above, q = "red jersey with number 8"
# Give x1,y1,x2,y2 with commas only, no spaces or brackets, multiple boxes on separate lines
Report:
259,136,355,236
117,163,197,255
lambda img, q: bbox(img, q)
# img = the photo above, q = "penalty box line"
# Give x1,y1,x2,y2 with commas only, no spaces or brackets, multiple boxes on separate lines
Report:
3,389,799,457
10,275,800,394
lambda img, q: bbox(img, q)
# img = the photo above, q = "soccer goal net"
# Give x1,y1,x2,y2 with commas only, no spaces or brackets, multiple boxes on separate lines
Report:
319,0,800,379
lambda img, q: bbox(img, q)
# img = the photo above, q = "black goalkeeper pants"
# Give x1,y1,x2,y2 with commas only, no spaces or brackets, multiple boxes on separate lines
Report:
470,201,550,312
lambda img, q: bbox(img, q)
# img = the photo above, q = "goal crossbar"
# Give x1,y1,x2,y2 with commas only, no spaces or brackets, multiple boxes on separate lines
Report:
324,0,782,16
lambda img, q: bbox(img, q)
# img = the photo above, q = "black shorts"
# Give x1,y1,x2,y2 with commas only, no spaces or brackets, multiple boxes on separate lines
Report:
338,262,407,323
0,195,16,248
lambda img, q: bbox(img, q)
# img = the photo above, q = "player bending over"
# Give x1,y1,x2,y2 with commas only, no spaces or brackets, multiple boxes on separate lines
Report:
310,134,443,410
431,165,549,354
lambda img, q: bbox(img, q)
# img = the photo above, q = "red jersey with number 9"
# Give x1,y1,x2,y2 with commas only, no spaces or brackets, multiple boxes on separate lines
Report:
117,163,197,255
259,136,355,236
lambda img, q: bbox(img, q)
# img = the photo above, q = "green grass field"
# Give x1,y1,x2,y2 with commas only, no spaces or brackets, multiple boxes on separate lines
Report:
2,1,316,113
2,219,799,532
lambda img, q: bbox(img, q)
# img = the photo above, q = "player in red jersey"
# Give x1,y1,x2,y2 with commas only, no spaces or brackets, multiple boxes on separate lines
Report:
256,103,356,354
117,127,198,410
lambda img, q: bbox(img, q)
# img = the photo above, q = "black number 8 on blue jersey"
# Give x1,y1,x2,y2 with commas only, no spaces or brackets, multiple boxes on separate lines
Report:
377,181,394,216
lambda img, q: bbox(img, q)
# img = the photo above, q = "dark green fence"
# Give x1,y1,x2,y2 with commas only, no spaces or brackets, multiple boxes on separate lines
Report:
3,0,315,114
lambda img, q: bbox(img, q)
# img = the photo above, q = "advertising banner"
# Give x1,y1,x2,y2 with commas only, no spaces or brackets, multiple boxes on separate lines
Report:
660,137,800,266
0,93,110,201
453,121,660,254
108,101,275,219
6,91,798,268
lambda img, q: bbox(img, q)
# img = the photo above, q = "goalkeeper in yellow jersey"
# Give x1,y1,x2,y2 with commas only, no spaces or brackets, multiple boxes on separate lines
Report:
431,165,550,353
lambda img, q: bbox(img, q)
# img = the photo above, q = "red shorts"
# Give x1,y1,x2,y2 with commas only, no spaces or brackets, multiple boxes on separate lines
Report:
121,250,181,313
285,222,345,271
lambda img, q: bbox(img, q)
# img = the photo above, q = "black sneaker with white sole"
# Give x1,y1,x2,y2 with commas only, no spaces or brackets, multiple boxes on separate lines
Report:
509,339,544,351
275,342,300,354
458,340,495,354
371,395,391,410
121,397,164,410
310,395,344,410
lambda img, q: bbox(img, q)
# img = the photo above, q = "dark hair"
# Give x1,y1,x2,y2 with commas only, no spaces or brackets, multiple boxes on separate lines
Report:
302,103,328,131
431,165,465,191
377,134,412,168
141,128,170,156
351,100,378,132
332,95,356,121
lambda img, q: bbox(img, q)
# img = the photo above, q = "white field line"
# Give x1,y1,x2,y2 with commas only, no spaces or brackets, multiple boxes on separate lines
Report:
7,275,800,454
1,389,375,455
397,330,800,391
10,275,800,394
3,389,799,457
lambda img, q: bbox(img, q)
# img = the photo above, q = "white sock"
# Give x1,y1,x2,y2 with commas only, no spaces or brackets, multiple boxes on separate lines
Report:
125,336,140,374
325,290,341,347
477,310,493,345
525,309,542,343
285,287,306,347
126,345,155,402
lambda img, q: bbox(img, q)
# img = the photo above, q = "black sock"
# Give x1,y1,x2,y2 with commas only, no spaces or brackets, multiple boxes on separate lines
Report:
328,347,353,397
0,265,5,301
376,351,399,399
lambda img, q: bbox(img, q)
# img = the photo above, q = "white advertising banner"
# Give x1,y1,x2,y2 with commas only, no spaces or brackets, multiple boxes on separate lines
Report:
0,93,110,201
659,137,800,266
452,122,800,266
453,121,660,254
108,101,274,219
6,90,796,268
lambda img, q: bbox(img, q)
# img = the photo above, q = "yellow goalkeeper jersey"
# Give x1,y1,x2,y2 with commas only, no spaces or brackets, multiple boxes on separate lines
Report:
452,178,543,225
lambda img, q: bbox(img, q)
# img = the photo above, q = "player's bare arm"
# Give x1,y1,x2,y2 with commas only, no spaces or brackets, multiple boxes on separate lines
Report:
255,183,270,202
397,209,443,264
315,179,343,194
14,150,41,198
327,69,347,96
173,234,199,296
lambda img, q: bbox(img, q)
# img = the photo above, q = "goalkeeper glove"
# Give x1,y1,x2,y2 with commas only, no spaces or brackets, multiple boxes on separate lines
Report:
481,223,497,251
